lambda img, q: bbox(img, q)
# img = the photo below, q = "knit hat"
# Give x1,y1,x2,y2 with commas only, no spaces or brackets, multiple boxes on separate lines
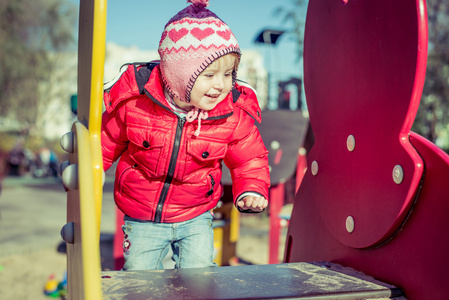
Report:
158,0,241,103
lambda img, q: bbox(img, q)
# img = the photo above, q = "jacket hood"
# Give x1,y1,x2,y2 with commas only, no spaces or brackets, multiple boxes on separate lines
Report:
104,64,262,123
233,82,262,123
104,64,164,114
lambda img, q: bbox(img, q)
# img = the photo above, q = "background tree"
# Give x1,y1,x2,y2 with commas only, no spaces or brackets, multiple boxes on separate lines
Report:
412,0,449,152
273,0,308,60
0,0,77,138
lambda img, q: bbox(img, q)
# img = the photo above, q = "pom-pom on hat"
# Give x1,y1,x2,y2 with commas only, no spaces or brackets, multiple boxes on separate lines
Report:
158,0,241,103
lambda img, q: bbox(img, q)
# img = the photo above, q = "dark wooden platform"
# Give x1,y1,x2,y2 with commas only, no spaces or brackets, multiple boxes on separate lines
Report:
101,262,404,300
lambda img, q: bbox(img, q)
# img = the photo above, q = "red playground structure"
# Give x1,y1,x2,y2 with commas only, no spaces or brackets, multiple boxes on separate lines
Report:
285,0,449,299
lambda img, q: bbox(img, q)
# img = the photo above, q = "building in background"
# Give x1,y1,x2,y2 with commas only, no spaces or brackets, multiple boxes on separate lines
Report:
38,52,78,140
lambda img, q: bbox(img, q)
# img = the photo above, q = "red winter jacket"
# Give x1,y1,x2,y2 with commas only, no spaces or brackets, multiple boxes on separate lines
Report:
101,64,270,223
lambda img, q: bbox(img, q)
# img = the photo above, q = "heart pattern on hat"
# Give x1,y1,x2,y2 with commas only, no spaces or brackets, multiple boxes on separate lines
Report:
169,28,189,43
217,30,231,41
191,27,215,40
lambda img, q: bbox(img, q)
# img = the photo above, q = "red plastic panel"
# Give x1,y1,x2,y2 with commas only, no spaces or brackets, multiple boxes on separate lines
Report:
113,208,125,270
286,132,449,299
302,0,427,248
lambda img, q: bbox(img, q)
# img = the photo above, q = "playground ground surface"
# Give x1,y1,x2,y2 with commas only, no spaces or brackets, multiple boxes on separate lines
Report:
0,175,284,300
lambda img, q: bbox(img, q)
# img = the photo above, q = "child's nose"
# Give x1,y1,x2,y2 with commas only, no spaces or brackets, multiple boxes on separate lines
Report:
213,76,225,90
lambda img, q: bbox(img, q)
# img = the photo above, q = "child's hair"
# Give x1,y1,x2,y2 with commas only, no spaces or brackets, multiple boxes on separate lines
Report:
205,53,240,72
207,53,240,84
158,0,241,104
227,52,241,71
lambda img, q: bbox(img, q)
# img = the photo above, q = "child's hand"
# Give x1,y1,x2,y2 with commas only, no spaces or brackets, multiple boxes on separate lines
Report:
237,196,268,212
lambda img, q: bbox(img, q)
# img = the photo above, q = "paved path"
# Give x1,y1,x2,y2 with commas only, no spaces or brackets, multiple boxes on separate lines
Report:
0,175,116,257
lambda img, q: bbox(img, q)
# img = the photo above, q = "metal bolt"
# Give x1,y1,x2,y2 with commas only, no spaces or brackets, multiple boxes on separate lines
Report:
271,140,280,150
346,216,355,233
61,222,75,244
347,135,355,152
311,161,319,176
60,132,75,153
62,164,79,190
393,165,404,184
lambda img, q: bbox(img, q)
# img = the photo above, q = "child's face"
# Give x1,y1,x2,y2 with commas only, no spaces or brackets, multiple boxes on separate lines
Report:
178,54,236,111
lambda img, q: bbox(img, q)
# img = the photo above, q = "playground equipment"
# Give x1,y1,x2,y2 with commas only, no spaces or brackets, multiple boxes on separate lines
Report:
60,0,106,298
60,0,449,299
250,110,312,264
285,0,449,299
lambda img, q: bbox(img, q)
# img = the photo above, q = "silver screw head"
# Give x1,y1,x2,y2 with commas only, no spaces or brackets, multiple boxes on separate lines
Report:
346,216,355,233
347,135,356,152
392,165,404,184
311,161,319,176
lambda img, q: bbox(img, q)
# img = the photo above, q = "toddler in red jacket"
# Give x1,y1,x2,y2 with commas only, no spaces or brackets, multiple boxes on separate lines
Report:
101,0,270,270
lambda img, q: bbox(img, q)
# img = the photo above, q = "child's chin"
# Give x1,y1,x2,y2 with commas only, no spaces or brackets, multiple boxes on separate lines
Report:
199,102,217,111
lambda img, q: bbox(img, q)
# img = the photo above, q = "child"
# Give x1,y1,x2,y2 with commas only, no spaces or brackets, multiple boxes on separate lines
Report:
101,0,270,270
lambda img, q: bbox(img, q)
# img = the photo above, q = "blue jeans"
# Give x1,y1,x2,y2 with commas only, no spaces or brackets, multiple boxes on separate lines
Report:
121,211,217,270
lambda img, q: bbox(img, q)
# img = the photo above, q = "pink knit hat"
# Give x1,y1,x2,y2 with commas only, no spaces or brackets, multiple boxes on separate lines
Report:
158,0,241,103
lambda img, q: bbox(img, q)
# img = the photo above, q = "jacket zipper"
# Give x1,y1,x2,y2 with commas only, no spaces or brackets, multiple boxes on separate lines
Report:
118,164,138,194
154,117,185,223
143,88,230,222
207,174,215,196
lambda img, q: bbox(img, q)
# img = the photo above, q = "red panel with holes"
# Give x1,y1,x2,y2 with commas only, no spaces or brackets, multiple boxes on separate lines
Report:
285,0,449,299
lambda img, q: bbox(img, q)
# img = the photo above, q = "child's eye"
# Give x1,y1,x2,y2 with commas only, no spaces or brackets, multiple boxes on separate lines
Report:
225,73,232,77
204,74,214,78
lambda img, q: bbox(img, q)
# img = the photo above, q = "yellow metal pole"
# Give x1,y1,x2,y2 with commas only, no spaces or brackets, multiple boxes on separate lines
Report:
230,206,240,243
76,122,103,300
82,0,107,298
89,0,107,235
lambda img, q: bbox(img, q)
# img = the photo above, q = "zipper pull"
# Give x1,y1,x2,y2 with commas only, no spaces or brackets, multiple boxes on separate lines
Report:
207,174,215,196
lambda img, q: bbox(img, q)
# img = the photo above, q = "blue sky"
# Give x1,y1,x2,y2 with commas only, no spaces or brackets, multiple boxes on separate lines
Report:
93,0,307,80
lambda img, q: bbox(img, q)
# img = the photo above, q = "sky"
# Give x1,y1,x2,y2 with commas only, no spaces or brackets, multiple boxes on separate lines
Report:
71,0,307,81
